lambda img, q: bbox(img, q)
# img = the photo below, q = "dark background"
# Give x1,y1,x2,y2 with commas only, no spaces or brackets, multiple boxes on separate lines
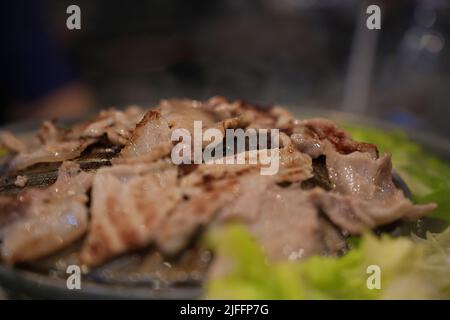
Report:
1,0,449,137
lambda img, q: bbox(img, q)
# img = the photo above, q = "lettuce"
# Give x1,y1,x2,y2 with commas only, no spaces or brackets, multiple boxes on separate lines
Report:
0,147,8,158
205,225,450,299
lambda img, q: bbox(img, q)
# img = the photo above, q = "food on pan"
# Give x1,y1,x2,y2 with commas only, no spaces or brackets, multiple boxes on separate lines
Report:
0,97,446,298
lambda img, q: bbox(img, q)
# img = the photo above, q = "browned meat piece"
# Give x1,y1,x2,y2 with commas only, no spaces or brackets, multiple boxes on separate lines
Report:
180,134,313,188
290,118,378,158
0,196,28,239
217,182,346,261
9,138,97,171
0,131,28,153
4,106,144,171
156,179,239,256
0,97,437,270
37,121,64,145
1,162,92,264
326,146,394,198
317,216,347,254
308,146,436,234
80,163,181,266
160,99,218,133
159,142,312,258
217,174,275,222
117,109,173,163
250,186,329,261
310,188,436,234
117,100,253,165
67,106,144,143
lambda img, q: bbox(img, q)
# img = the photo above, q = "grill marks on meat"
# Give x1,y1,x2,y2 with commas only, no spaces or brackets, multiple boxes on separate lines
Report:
9,138,97,171
290,118,378,159
0,97,438,269
156,179,239,256
2,107,144,171
0,162,91,264
116,110,173,163
117,98,253,165
80,163,181,266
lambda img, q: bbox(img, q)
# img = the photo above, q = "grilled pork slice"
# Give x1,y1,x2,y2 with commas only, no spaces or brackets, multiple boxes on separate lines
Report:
0,131,28,153
117,99,253,164
80,162,181,267
309,147,436,233
9,138,97,171
249,186,342,261
65,106,144,144
1,162,92,264
117,110,173,163
209,179,347,265
290,118,378,159
159,150,314,258
156,179,240,256
2,106,144,171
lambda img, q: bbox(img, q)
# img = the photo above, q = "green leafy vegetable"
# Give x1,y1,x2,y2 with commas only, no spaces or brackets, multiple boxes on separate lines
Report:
205,225,450,299
0,147,8,158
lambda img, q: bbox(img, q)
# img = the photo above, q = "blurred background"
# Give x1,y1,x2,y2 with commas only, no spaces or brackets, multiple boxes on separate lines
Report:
1,0,449,137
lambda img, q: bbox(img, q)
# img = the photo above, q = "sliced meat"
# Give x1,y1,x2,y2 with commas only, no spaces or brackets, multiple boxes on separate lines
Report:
290,118,378,158
326,148,396,199
4,107,144,171
156,179,239,256
80,163,181,266
117,109,172,163
160,99,218,133
310,188,436,234
250,186,327,261
181,141,312,188
317,215,347,255
67,106,144,143
0,196,28,239
1,162,92,264
8,138,97,171
217,183,343,261
308,147,436,234
118,100,252,164
0,131,28,153
217,174,275,222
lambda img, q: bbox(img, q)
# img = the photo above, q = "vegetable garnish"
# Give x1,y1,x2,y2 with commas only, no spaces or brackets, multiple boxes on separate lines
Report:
205,224,450,299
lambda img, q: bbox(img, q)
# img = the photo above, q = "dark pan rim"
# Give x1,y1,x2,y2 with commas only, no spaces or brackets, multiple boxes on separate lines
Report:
0,264,202,299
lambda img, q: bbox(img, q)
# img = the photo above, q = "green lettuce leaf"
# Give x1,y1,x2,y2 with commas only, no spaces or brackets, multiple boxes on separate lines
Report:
205,225,450,299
